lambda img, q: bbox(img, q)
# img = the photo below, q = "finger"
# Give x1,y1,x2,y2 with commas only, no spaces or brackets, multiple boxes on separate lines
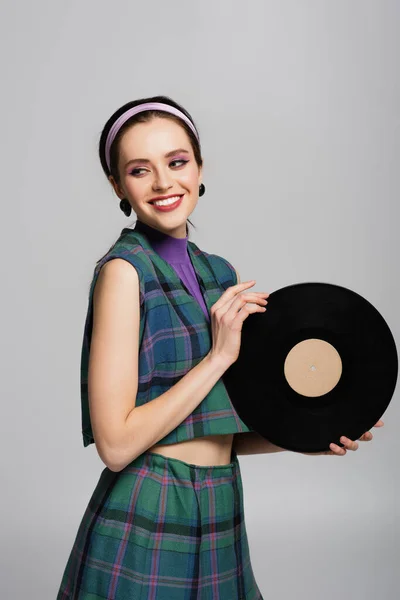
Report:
374,420,384,427
211,281,265,318
212,280,257,312
329,443,347,455
237,292,269,303
232,302,267,324
359,431,373,441
216,293,268,328
233,293,268,310
223,293,267,324
339,437,359,451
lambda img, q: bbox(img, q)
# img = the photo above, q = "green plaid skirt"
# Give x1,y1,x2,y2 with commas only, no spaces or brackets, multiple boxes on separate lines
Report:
56,449,263,599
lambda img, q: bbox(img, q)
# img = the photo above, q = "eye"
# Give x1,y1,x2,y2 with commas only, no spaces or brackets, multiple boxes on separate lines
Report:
129,159,189,177
129,168,146,176
170,159,189,168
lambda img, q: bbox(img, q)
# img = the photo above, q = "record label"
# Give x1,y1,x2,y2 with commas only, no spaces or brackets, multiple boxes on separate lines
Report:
284,338,343,397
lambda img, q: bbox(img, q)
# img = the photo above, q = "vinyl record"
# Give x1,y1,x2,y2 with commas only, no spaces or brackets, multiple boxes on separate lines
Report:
222,282,398,453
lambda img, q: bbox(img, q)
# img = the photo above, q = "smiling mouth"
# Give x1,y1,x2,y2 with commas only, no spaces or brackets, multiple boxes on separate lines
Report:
150,194,184,206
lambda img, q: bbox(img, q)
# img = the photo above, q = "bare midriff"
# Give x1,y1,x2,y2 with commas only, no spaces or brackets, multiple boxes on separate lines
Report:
148,433,235,466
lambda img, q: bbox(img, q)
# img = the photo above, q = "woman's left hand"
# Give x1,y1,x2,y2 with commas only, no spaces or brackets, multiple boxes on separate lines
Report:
303,419,385,456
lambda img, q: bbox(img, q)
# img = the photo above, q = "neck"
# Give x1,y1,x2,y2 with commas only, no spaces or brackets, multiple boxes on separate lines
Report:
133,219,190,264
136,218,187,239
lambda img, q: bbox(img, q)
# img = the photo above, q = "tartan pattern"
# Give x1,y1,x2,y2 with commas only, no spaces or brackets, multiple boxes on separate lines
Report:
80,224,254,448
56,449,263,599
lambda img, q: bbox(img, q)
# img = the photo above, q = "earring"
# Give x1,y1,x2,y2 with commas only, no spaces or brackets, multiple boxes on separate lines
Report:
199,183,205,196
119,198,132,217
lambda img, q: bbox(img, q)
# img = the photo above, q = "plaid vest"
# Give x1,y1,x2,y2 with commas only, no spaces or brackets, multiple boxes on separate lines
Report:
80,223,253,448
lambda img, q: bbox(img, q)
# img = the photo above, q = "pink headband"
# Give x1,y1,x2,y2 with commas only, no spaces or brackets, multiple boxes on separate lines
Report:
105,102,199,171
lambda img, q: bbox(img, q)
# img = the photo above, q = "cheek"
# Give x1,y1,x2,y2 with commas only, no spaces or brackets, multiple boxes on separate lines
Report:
180,166,200,187
124,176,146,192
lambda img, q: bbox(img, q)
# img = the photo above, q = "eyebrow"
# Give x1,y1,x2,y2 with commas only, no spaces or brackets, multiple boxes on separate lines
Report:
124,148,190,169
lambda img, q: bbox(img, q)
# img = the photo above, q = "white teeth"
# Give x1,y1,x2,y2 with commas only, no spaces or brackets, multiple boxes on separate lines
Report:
153,195,182,206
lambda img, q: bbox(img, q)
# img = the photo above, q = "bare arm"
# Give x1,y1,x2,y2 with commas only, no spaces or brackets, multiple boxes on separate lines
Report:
89,258,232,473
231,267,286,456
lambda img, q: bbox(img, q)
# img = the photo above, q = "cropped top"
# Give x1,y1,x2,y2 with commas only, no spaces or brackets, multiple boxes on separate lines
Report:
80,218,254,448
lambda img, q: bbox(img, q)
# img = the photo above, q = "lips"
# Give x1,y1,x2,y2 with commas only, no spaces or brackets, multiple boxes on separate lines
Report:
150,194,184,212
149,194,184,204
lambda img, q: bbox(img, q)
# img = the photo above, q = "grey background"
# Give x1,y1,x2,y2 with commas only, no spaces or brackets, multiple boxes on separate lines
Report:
1,1,399,598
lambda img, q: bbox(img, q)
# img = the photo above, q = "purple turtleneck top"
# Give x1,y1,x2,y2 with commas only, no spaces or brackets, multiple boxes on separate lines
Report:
133,220,210,321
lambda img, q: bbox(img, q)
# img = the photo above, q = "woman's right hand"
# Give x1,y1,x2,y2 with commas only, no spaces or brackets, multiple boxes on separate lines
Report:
208,280,269,367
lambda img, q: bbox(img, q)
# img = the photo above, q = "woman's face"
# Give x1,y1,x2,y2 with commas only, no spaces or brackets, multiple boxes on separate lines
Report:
109,117,203,238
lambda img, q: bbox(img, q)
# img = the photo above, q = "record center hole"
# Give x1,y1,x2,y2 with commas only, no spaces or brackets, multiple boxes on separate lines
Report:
284,338,342,397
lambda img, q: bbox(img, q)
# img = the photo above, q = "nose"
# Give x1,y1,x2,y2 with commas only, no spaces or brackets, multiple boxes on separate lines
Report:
152,166,174,192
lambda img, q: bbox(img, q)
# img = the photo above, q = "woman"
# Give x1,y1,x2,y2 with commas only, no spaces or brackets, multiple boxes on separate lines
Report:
57,95,382,599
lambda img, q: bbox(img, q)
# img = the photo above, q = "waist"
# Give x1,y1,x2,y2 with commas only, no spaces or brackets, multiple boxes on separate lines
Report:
148,433,235,466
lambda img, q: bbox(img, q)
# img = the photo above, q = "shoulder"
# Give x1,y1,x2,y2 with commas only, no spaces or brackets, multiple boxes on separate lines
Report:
191,242,239,286
89,231,151,306
96,256,140,286
97,229,163,277
210,254,239,285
